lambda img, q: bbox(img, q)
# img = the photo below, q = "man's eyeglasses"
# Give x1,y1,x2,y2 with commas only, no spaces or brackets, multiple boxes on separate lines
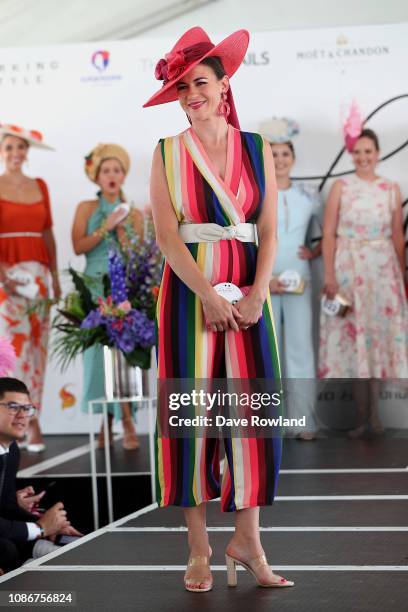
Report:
0,402,36,417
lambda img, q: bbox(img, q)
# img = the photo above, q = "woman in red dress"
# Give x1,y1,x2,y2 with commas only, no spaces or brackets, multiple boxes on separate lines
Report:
0,124,60,451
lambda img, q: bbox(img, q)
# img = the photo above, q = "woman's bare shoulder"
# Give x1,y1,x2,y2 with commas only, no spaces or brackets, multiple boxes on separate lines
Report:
75,199,99,216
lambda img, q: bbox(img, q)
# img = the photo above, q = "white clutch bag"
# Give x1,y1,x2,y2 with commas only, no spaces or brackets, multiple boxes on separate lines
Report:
213,282,244,304
278,270,306,294
321,293,351,317
112,203,130,227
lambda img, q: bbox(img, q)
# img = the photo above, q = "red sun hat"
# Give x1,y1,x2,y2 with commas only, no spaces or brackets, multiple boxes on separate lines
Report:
143,27,249,108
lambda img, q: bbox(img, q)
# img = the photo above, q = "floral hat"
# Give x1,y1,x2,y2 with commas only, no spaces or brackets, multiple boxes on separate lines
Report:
84,143,130,183
259,117,300,143
143,26,249,109
0,123,54,150
343,101,363,152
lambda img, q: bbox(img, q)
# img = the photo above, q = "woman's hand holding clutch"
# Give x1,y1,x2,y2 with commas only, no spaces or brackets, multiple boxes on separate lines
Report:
269,278,285,294
202,290,243,332
323,276,339,300
234,292,264,330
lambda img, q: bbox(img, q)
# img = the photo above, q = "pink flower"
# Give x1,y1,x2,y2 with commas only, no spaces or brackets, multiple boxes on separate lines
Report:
98,295,115,316
165,50,186,81
343,101,363,152
355,276,364,286
384,305,393,317
0,336,16,376
155,50,186,83
117,300,131,314
154,58,168,81
377,182,388,190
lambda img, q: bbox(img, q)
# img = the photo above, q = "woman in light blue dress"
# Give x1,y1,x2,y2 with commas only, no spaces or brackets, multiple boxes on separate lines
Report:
71,143,139,449
261,119,322,439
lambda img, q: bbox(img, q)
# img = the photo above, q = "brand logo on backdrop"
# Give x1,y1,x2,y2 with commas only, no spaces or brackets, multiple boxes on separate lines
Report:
81,49,122,85
138,51,270,72
59,385,76,409
296,33,390,61
243,51,270,66
0,60,59,87
91,50,110,71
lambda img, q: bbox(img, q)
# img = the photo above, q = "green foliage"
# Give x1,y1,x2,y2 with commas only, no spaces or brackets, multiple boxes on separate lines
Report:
68,266,96,313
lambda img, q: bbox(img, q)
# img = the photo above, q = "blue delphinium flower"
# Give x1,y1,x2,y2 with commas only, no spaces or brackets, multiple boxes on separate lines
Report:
108,248,128,303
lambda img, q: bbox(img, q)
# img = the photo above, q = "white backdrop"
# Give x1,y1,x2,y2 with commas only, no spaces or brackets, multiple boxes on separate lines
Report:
1,22,407,432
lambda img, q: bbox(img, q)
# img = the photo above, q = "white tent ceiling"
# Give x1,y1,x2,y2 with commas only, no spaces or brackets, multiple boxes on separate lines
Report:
0,0,408,46
0,0,213,45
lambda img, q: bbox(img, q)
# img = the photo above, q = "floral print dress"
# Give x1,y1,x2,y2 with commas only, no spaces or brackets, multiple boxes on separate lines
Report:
319,175,408,378
0,178,52,408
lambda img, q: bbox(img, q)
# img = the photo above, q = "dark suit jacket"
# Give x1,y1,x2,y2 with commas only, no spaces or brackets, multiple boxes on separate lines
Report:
0,441,38,542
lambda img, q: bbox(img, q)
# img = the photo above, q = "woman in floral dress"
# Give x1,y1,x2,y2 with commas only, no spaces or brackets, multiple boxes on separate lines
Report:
0,124,60,452
319,128,408,435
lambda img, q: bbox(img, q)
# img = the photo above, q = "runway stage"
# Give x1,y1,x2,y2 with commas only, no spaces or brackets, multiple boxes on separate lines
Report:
1,434,407,611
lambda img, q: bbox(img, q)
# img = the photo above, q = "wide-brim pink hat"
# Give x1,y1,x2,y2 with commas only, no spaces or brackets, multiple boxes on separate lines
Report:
143,27,249,108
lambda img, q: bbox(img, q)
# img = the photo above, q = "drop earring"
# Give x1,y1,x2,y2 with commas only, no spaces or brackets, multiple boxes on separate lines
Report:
218,91,230,120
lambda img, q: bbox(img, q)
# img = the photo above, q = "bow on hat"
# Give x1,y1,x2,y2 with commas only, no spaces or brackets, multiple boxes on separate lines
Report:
155,42,215,85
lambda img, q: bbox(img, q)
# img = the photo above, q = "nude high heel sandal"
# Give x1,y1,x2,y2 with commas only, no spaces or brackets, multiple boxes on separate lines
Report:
184,548,213,593
225,553,294,588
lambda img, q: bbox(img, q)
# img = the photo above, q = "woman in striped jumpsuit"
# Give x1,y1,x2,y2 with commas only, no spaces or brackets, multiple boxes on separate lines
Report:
145,27,293,592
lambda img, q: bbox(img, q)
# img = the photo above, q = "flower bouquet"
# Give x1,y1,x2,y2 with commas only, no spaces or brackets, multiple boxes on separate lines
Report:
53,210,162,370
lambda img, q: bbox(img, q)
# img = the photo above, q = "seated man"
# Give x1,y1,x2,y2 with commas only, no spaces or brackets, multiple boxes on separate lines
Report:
0,377,80,573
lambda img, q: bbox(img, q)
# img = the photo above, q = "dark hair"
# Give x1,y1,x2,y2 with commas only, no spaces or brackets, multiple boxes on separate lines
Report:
0,377,29,399
199,56,226,80
357,128,380,151
270,140,295,158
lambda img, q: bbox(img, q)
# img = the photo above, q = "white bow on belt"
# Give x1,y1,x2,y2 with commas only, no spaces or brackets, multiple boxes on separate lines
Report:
178,222,258,244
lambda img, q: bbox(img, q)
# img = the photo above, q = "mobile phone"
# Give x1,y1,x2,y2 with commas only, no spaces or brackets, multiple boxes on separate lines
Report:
35,481,57,512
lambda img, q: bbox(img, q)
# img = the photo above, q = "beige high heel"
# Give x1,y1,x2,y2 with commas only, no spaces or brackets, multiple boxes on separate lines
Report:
225,553,294,588
184,548,213,593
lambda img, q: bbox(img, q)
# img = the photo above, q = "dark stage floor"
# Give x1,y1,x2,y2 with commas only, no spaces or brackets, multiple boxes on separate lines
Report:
17,432,408,477
1,434,407,611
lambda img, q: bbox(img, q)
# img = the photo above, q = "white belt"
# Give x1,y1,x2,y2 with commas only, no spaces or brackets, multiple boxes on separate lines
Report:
179,223,258,245
0,232,42,238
